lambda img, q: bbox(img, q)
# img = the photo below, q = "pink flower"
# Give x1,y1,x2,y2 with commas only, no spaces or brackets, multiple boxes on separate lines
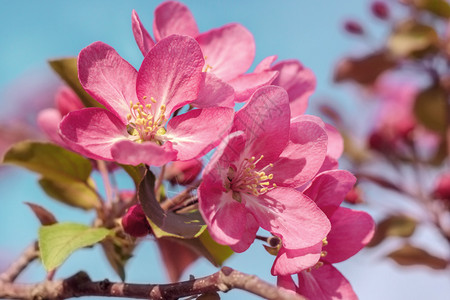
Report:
38,86,84,147
198,86,330,253
275,171,374,299
59,35,234,166
132,1,278,103
432,173,450,204
255,56,316,118
165,159,202,186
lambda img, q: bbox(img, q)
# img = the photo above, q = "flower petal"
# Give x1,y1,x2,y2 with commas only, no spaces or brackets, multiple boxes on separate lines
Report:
272,242,322,276
165,107,234,161
132,10,155,56
59,108,128,161
191,73,235,108
271,116,328,188
78,41,138,124
325,123,344,160
271,60,316,117
228,71,279,102
37,108,65,146
136,35,204,116
111,139,177,167
303,170,356,216
153,1,199,41
297,264,358,300
233,86,290,164
277,275,297,293
196,23,255,82
324,207,375,263
55,86,84,116
254,55,278,73
246,187,330,249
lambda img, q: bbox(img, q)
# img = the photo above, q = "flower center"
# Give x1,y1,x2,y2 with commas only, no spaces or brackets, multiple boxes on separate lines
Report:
126,97,167,143
225,155,277,202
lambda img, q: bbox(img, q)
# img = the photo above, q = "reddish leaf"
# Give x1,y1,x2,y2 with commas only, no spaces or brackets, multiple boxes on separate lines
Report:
388,244,448,269
368,215,416,247
24,202,57,225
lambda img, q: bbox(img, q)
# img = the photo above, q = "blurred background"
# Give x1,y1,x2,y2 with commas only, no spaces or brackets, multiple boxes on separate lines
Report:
1,0,450,299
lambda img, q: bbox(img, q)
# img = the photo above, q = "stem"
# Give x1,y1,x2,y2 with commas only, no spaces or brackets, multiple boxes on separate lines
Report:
154,165,166,202
97,160,114,207
160,181,200,211
0,242,39,283
0,267,305,300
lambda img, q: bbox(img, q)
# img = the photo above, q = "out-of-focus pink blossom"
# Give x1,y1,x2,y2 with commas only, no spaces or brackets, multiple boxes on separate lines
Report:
132,1,278,104
345,186,364,204
199,86,330,253
432,173,450,203
371,1,390,20
343,20,365,35
59,35,234,166
165,159,202,185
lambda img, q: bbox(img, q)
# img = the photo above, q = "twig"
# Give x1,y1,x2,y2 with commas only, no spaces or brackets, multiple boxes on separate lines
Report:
0,242,39,283
160,181,200,211
0,267,305,300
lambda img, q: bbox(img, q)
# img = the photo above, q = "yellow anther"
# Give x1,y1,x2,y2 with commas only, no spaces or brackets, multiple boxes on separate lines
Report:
268,174,273,180
151,97,157,103
143,96,147,100
322,237,328,246
321,251,328,257
126,114,132,121
156,127,166,136
145,104,152,109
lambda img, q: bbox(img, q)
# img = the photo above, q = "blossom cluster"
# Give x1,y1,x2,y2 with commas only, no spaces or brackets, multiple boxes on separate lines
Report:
37,1,374,299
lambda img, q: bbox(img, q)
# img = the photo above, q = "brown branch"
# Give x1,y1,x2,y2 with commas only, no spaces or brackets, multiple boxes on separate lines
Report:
0,267,305,300
0,242,39,283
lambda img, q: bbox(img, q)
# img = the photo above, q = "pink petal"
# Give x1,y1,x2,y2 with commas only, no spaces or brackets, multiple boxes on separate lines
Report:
272,242,322,276
297,264,358,300
247,187,330,249
153,0,199,41
196,23,255,82
254,55,278,73
229,213,259,253
228,71,279,102
325,123,344,160
324,207,375,264
165,107,234,161
59,108,128,161
233,86,290,164
37,108,65,146
132,10,155,56
198,183,252,249
271,116,328,188
55,86,84,116
78,41,138,124
318,156,339,173
277,275,297,293
271,60,316,117
136,35,204,116
191,73,235,108
303,170,356,216
111,139,177,166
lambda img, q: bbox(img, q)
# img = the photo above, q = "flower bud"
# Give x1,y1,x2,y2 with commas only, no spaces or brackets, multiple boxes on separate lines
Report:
371,1,389,20
432,174,450,203
165,159,203,185
343,20,364,35
121,204,151,237
55,86,84,116
345,186,363,204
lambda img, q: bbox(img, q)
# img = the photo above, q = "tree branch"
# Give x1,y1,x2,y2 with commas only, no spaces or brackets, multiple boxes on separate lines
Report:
0,242,39,283
0,267,305,300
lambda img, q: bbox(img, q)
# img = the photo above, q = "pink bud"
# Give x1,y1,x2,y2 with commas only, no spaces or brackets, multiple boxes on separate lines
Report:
345,187,364,204
165,159,203,185
371,1,390,20
121,204,152,237
343,20,364,35
432,174,450,203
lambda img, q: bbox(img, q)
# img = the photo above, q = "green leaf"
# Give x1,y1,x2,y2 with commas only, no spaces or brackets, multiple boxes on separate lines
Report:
39,222,110,271
413,0,450,19
388,20,439,58
3,141,100,209
39,177,99,210
368,215,417,247
3,141,92,182
388,244,448,269
414,86,447,133
138,170,206,239
49,58,104,108
101,235,135,281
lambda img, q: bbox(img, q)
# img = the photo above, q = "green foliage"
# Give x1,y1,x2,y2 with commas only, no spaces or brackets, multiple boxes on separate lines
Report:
138,170,206,239
39,222,110,271
49,58,104,108
412,0,450,19
101,235,135,281
3,141,99,209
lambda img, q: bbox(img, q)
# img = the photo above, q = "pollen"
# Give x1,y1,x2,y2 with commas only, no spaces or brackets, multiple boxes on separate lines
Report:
227,154,277,200
126,98,167,143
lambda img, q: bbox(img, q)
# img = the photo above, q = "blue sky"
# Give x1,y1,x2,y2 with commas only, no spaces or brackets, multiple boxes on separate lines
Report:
1,1,449,299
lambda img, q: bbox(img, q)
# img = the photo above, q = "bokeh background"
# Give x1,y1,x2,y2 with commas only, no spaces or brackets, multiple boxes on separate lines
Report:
1,1,449,299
